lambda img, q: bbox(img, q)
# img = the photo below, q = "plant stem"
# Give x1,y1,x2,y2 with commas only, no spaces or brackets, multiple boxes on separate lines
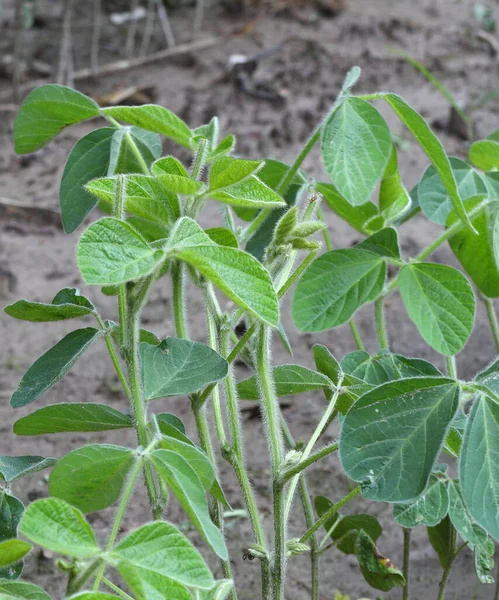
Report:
103,578,135,600
92,457,143,590
349,319,365,351
256,325,286,600
317,206,333,251
96,316,131,399
66,559,102,596
300,486,362,543
283,384,340,522
436,527,457,600
124,130,150,175
483,296,499,353
375,296,389,349
279,442,338,485
446,356,457,379
403,528,411,600
113,176,129,350
172,262,188,338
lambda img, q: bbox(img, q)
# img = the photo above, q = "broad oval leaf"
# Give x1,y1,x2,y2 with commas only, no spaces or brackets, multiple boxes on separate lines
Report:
321,97,392,206
418,157,487,225
0,493,24,580
157,436,214,491
150,450,228,560
356,228,400,259
49,444,136,513
155,413,186,435
0,581,51,600
102,105,192,148
19,498,99,558
237,365,331,401
205,228,238,249
14,403,133,436
14,85,100,154
448,198,499,298
379,144,411,223
168,218,279,326
448,479,487,547
112,521,213,589
0,541,31,569
108,126,162,175
5,288,94,322
60,128,115,233
398,262,475,356
209,176,286,210
152,157,204,195
460,395,499,541
209,157,263,190
117,562,192,600
77,218,164,285
292,249,386,332
10,328,101,408
393,473,449,528
354,530,405,592
427,516,453,569
469,139,499,171
0,456,56,483
140,338,228,400
340,377,459,502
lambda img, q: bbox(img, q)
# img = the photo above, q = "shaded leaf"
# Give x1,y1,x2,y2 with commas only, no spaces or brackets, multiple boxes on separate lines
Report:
393,473,449,528
379,144,411,223
152,157,204,195
0,581,51,600
354,530,405,592
317,182,380,234
0,541,31,568
356,228,400,259
237,365,331,400
4,288,94,322
209,176,286,210
469,139,499,171
427,516,453,569
108,126,161,175
0,457,56,483
0,493,24,580
205,228,238,248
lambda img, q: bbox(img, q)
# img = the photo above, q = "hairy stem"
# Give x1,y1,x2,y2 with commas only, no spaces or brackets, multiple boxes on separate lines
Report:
375,296,389,349
103,578,135,600
279,442,338,485
124,130,150,175
483,296,499,353
256,325,286,600
349,319,365,350
403,528,411,600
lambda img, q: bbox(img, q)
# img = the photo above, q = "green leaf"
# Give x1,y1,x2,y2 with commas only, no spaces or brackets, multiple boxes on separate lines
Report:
340,350,441,386
340,377,459,502
356,228,400,259
14,403,133,436
49,444,136,513
205,228,238,248
292,249,386,332
157,436,214,491
77,218,164,285
155,413,185,435
316,182,380,234
19,498,99,558
140,338,228,401
209,176,286,210
68,594,118,600
460,394,499,540
418,157,487,225
379,144,411,223
469,139,499,171
398,262,475,355
209,157,263,190
5,288,94,322
108,126,161,175
198,580,234,600
86,175,178,226
321,97,392,206
313,344,342,385
14,85,100,154
0,457,56,483
60,128,115,233
315,496,382,554
193,117,219,147
0,493,24,580
383,93,473,231
427,516,454,569
393,473,449,528
474,536,495,584
152,157,204,195
150,450,228,560
117,562,191,600
354,530,405,592
0,581,51,600
168,218,279,326
102,105,192,148
207,135,235,163
448,197,499,298
0,541,31,569
448,479,487,546
10,328,101,408
112,521,213,589
475,356,499,397
236,365,331,400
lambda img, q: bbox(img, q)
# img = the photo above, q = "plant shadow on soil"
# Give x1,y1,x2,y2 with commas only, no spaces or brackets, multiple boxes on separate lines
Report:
0,0,498,598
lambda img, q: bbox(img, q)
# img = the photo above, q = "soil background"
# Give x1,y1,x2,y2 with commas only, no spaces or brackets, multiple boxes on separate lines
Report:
1,0,499,598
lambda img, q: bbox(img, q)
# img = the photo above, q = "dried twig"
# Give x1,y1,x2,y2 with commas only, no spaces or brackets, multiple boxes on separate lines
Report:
141,0,156,56
194,0,205,34
156,0,176,48
91,0,102,74
125,0,140,59
477,30,499,60
12,0,25,102
57,0,75,86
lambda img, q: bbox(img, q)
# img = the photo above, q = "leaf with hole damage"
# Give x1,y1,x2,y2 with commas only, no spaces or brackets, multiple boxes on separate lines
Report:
5,288,94,322
354,530,405,592
398,262,475,355
49,444,136,513
418,157,487,225
237,365,331,400
448,198,499,298
77,218,164,285
10,328,101,408
14,403,133,436
59,128,115,233
150,450,228,560
460,394,499,541
321,97,391,206
393,473,449,528
340,377,459,502
19,498,99,558
102,105,192,148
292,249,386,332
140,338,228,400
112,521,213,589
168,218,279,326
14,85,100,154
0,457,56,483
